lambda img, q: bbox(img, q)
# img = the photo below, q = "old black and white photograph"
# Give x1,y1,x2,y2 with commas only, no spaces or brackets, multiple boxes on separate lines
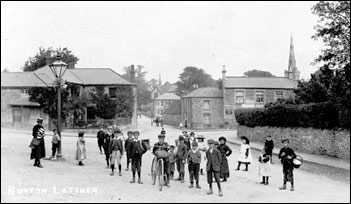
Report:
1,1,350,203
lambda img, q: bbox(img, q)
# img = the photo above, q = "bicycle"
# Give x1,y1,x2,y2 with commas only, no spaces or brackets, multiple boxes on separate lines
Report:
151,155,164,191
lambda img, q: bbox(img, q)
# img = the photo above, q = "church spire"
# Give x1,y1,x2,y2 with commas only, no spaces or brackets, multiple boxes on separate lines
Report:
288,35,296,71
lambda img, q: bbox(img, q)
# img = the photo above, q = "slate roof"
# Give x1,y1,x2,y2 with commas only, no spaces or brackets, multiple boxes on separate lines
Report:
225,77,296,89
153,83,178,94
182,87,223,98
1,72,53,88
155,92,181,100
34,66,134,85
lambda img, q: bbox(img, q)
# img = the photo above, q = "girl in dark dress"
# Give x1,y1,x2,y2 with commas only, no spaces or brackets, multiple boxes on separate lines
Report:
218,136,232,182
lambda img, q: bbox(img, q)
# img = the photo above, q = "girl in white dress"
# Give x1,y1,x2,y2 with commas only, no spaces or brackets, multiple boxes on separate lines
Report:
258,148,272,185
235,136,252,171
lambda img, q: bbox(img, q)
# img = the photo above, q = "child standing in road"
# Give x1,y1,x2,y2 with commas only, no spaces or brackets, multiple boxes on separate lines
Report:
49,129,60,159
235,136,252,171
278,139,296,191
264,135,274,164
258,148,272,185
169,145,176,180
75,131,87,166
206,139,223,197
187,141,201,189
218,136,232,182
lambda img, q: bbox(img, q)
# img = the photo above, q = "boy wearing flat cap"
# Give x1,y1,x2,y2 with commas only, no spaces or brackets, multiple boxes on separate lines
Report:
187,141,202,189
175,135,187,183
129,131,148,184
152,134,171,187
124,130,134,171
278,139,296,191
206,139,223,197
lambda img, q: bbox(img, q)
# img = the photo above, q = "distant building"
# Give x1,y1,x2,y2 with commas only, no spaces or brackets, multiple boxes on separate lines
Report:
1,65,137,129
154,92,181,126
181,87,223,129
181,36,300,129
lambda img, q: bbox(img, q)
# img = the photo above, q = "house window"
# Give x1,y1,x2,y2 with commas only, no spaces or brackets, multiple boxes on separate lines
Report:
235,91,244,104
204,113,210,124
256,91,264,103
109,87,117,98
203,100,210,110
21,89,29,97
275,91,284,101
160,101,164,106
154,92,158,99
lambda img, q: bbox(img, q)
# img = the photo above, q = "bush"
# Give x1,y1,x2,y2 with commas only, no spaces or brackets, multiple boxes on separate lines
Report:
234,102,342,129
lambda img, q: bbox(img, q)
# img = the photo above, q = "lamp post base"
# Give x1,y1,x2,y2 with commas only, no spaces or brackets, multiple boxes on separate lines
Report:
56,154,66,161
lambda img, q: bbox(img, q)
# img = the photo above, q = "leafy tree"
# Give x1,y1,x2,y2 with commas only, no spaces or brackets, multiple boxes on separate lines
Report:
28,87,70,119
22,47,79,72
2,68,9,72
243,69,276,77
122,65,152,106
176,66,216,96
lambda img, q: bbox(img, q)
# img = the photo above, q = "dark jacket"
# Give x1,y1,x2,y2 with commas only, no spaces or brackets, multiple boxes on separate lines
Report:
30,124,46,160
129,140,148,158
125,137,134,151
176,142,188,160
206,148,222,172
103,134,111,154
264,140,274,152
109,138,123,154
97,130,105,140
152,142,169,154
278,147,296,167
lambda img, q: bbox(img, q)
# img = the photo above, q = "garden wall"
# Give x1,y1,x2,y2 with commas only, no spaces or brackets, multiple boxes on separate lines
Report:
237,125,350,159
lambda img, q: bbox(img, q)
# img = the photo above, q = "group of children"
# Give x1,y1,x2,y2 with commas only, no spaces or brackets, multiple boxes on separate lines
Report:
40,120,296,195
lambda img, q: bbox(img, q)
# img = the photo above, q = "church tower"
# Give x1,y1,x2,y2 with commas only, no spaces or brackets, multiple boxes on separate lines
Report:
158,73,162,85
284,35,300,81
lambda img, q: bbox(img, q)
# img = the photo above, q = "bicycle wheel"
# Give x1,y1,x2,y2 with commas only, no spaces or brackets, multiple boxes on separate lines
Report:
151,158,157,185
158,159,164,191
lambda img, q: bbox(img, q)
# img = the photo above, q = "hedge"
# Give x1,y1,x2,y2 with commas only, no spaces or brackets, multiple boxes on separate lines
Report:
234,102,343,129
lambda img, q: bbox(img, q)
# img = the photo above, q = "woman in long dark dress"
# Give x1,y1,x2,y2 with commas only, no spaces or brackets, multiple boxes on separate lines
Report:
29,118,46,168
218,136,232,182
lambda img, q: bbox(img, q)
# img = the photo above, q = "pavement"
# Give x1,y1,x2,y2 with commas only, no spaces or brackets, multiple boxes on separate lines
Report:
2,118,349,171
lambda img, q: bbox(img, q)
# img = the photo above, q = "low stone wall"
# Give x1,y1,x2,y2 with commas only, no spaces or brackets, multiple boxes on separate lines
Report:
237,125,350,159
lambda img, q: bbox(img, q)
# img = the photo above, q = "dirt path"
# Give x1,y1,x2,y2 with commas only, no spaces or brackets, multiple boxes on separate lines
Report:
1,118,349,203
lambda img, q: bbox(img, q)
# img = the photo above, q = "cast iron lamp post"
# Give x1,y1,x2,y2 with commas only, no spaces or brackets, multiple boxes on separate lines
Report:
49,54,68,160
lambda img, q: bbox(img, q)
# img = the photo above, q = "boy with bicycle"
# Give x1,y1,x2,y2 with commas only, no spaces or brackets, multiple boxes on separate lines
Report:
152,134,171,187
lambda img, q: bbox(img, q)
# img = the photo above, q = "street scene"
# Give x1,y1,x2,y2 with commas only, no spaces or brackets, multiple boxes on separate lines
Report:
1,1,350,203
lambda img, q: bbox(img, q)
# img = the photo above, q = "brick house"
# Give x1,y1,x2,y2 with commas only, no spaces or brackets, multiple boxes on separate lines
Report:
1,66,137,129
181,36,300,129
181,87,223,129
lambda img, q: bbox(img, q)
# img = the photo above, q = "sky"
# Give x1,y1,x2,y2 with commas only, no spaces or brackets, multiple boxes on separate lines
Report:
1,1,325,83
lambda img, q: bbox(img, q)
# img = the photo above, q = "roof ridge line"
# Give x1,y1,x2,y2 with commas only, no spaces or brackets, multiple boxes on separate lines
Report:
68,69,85,85
33,72,49,86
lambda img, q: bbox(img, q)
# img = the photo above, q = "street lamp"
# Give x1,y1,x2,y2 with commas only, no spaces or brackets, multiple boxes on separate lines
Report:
49,54,68,161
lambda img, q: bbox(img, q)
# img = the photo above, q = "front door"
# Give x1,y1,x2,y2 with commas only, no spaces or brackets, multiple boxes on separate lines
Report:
12,108,22,128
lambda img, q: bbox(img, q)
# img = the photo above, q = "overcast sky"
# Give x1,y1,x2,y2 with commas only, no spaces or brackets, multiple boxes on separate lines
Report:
1,1,324,83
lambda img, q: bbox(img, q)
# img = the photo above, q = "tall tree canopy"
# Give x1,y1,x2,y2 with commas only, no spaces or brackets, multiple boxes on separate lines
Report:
121,65,151,106
22,47,79,72
176,66,216,96
243,69,276,77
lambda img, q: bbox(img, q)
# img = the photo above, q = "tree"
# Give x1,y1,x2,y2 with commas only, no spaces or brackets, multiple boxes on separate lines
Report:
22,47,79,72
122,65,152,106
176,66,216,96
2,68,9,72
311,1,350,127
243,69,276,77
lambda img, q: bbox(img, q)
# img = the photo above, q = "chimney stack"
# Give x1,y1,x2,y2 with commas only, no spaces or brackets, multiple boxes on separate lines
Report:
130,64,135,83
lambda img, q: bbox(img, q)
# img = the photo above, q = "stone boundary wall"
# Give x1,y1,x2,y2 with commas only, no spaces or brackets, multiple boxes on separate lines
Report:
237,125,350,159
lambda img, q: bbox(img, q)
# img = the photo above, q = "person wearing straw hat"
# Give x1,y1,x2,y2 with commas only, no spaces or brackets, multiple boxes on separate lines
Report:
235,136,252,171
196,135,207,175
278,139,296,191
218,136,232,182
29,118,46,168
206,139,223,196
